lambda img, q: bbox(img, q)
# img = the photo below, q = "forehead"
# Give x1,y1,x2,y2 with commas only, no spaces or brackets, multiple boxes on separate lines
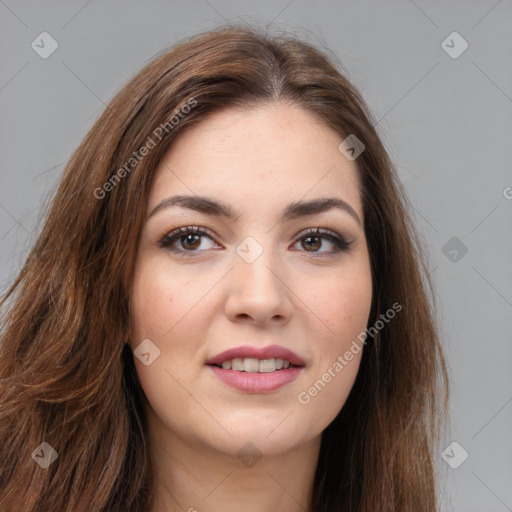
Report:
148,103,363,221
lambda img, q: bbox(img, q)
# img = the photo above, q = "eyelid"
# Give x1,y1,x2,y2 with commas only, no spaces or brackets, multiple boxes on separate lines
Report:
158,225,219,249
294,226,344,241
158,224,354,255
291,226,353,254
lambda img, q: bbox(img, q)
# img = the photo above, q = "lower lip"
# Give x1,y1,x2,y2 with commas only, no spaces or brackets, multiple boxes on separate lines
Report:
207,365,304,393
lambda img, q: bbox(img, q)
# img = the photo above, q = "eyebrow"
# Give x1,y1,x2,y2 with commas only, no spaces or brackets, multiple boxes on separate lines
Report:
148,194,362,226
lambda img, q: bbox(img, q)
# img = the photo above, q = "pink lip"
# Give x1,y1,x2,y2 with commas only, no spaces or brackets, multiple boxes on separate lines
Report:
205,344,305,367
207,366,304,393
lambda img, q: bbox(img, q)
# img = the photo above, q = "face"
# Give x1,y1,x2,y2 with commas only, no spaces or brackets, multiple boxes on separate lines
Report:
129,103,373,458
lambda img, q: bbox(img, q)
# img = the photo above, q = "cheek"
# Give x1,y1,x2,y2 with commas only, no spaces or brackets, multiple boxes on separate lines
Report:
130,261,208,343
303,265,373,339
129,259,220,395
128,262,213,428
296,266,372,420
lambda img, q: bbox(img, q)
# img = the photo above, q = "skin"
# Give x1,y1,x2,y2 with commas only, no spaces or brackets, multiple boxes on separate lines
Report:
129,102,373,512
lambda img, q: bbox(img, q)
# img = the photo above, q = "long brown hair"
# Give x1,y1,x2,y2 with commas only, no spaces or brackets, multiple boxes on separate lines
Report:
0,24,449,511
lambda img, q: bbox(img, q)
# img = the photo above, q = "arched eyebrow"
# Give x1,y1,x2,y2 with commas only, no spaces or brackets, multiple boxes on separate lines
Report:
147,194,362,226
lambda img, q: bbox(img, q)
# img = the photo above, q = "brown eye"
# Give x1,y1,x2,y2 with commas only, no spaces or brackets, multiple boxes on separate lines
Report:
293,228,352,255
302,236,322,252
180,234,202,250
159,226,218,255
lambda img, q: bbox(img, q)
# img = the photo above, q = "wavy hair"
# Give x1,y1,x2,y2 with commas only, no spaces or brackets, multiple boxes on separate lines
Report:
0,24,449,511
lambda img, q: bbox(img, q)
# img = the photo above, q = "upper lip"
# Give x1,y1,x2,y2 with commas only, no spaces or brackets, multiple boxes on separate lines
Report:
205,345,305,367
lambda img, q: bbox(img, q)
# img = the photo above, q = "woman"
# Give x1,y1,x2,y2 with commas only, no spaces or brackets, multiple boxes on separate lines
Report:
0,24,449,511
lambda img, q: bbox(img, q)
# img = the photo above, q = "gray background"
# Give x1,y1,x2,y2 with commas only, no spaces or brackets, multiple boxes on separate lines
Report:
1,1,511,510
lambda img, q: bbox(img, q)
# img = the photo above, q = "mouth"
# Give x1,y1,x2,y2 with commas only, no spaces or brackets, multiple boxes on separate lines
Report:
205,345,306,393
205,344,305,368
209,357,302,373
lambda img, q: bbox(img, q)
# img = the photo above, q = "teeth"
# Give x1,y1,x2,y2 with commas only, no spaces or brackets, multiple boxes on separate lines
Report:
243,358,259,372
217,357,295,372
232,358,244,371
258,359,275,373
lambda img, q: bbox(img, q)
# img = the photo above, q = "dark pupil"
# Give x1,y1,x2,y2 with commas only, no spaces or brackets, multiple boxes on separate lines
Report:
183,234,201,249
303,236,321,251
181,234,321,251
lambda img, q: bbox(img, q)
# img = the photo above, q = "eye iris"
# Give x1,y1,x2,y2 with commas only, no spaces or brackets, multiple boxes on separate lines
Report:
182,234,201,250
303,236,321,251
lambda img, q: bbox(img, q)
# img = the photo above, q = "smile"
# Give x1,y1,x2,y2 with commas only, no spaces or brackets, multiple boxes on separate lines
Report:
207,361,304,393
212,357,296,373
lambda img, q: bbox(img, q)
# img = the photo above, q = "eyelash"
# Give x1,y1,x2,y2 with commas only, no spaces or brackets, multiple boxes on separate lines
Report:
158,225,353,257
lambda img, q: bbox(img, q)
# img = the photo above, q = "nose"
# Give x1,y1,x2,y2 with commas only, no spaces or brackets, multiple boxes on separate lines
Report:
224,241,294,326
